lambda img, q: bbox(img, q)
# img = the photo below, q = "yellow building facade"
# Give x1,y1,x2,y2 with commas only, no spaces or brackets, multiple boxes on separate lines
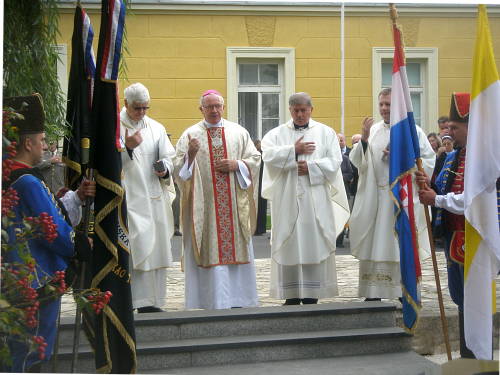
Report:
56,2,500,144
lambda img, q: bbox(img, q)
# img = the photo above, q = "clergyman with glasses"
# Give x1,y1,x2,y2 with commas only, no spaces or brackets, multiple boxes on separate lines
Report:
173,89,261,310
120,82,176,313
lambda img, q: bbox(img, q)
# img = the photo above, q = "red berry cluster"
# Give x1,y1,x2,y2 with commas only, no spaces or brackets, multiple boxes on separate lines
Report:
51,270,67,294
6,141,17,158
2,158,15,182
24,300,40,329
15,274,39,328
25,213,58,243
88,291,112,315
32,335,48,360
2,187,20,215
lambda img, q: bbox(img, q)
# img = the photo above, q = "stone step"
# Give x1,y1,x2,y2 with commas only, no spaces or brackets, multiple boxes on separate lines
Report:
145,351,439,375
58,302,397,346
47,326,412,373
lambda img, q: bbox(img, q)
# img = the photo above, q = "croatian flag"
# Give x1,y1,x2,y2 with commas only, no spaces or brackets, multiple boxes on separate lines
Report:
100,0,125,82
389,21,422,332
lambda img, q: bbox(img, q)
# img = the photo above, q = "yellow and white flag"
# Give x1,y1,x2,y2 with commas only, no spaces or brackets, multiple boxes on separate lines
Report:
464,4,500,360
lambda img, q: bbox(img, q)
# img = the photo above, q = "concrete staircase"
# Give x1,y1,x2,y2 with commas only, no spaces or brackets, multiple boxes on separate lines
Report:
48,302,428,373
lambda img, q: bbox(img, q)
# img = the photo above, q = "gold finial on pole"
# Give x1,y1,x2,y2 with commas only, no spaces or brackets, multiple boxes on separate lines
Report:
389,3,398,25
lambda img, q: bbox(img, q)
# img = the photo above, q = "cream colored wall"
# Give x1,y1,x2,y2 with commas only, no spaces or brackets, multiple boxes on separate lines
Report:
57,10,500,144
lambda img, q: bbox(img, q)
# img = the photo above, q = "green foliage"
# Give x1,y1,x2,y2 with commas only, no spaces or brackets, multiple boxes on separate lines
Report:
3,0,68,141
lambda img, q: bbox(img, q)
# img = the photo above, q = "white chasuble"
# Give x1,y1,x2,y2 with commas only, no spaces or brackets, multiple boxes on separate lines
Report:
349,121,435,298
262,119,350,299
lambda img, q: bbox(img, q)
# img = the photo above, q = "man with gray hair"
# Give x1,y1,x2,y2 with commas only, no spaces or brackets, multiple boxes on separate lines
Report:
173,89,261,310
261,92,350,305
120,82,176,313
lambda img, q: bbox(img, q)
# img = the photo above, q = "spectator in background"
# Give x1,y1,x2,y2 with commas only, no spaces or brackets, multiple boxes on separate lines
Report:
253,139,267,235
337,133,350,155
36,140,65,194
433,135,455,184
349,134,362,201
427,132,442,154
336,133,354,248
437,116,449,137
351,133,362,146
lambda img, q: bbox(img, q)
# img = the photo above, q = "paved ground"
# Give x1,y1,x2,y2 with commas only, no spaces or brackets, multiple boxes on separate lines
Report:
61,233,500,318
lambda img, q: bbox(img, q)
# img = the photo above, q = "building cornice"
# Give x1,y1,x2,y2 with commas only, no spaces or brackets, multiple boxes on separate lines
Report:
57,1,500,17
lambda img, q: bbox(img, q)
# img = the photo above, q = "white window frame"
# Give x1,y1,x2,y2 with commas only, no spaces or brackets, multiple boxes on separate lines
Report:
372,47,438,134
227,47,295,126
237,61,283,140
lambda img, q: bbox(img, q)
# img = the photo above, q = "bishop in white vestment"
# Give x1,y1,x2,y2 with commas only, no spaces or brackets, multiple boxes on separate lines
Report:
349,88,435,300
120,83,175,313
173,90,261,310
261,93,350,304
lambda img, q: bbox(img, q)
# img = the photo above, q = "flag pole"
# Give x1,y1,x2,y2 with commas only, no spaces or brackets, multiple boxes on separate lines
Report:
416,159,452,361
388,3,451,361
70,168,94,372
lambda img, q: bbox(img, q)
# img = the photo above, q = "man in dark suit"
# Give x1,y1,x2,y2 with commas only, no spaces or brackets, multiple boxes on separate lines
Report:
336,133,353,247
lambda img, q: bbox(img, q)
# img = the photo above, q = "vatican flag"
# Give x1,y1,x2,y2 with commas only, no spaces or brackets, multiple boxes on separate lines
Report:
464,4,500,360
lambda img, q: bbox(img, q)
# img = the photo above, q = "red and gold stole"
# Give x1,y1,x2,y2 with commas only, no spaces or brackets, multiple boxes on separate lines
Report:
206,127,236,264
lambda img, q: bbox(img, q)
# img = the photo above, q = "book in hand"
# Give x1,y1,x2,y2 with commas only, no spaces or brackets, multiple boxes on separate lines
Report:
153,160,166,173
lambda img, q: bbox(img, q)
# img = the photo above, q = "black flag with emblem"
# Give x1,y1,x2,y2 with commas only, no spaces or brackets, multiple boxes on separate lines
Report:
62,4,95,190
86,0,136,372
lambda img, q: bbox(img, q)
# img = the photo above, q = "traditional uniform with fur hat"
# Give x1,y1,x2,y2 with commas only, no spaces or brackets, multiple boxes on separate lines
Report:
431,92,476,358
2,94,77,372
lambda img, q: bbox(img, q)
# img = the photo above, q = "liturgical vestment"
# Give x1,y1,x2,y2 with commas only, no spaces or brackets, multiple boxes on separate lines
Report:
120,108,176,309
349,120,435,299
174,119,261,309
261,119,350,299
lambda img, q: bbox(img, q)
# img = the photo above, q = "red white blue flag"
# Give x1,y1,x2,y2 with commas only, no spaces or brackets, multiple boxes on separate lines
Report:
389,21,422,332
100,0,125,82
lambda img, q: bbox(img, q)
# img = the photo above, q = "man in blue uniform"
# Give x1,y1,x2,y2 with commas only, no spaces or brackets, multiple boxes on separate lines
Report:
3,94,92,372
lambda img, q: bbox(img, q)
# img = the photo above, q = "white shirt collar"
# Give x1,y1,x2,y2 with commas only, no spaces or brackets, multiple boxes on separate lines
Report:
204,119,223,128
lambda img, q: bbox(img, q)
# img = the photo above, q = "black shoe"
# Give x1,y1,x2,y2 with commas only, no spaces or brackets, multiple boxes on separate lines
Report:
283,298,301,305
174,230,182,236
138,306,164,313
364,298,381,302
398,297,403,304
301,298,318,304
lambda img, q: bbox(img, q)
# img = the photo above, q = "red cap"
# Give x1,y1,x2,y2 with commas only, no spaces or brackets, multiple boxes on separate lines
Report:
449,92,470,123
202,89,222,97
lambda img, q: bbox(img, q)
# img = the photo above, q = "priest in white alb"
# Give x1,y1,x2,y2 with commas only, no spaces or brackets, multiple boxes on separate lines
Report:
349,88,435,301
173,90,261,310
120,83,176,313
261,92,350,305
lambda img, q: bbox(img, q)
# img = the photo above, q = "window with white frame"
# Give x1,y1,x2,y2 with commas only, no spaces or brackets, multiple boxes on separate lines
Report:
373,47,438,134
237,61,282,140
227,47,295,141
